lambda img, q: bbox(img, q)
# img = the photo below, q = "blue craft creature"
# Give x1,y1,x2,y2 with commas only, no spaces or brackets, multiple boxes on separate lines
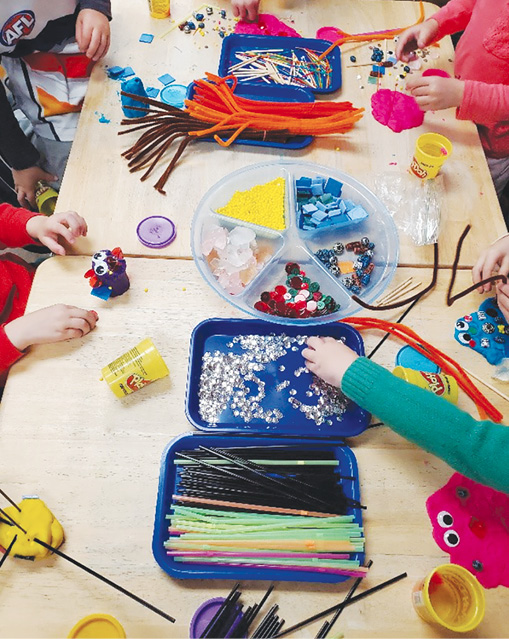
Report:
121,77,148,118
454,297,509,365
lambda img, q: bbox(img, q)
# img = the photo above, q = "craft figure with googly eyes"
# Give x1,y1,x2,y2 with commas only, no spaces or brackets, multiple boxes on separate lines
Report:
426,473,509,589
84,247,130,301
454,297,509,365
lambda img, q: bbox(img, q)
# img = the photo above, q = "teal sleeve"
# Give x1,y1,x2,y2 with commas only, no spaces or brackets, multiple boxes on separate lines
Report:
342,357,509,493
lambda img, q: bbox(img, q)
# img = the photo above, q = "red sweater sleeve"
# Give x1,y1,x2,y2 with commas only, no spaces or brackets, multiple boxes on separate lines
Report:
0,325,24,373
458,80,509,124
0,203,39,248
432,0,477,38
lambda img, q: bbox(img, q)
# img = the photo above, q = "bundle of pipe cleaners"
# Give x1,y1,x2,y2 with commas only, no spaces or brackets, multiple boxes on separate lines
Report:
119,73,363,193
341,317,503,423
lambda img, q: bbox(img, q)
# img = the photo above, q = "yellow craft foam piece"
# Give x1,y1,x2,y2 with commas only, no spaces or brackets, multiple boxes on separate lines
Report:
338,261,354,274
216,178,286,231
0,498,64,559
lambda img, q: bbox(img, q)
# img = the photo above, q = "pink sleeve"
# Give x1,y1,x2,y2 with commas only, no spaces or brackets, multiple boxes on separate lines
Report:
432,0,477,38
458,80,509,124
0,325,24,374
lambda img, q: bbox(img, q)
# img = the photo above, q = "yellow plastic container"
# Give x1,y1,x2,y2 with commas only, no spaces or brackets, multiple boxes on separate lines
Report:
148,0,170,18
412,564,485,633
393,366,458,404
35,180,58,216
68,614,126,638
410,132,452,179
102,338,169,398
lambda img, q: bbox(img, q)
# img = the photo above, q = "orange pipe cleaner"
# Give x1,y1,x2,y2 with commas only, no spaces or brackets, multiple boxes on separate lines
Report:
341,317,503,423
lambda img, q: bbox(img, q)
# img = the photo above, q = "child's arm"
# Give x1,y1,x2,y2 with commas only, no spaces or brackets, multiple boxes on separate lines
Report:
0,83,57,208
76,1,111,62
302,337,509,493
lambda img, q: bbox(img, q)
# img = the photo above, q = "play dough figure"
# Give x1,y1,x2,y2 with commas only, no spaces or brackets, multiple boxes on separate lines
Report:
0,498,64,560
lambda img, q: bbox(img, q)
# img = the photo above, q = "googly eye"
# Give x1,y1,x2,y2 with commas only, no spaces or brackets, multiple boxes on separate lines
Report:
437,511,454,528
457,332,472,345
95,265,105,275
443,530,460,548
455,320,468,331
93,252,102,259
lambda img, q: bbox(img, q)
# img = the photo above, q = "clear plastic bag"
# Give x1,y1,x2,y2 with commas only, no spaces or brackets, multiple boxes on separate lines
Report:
373,172,444,246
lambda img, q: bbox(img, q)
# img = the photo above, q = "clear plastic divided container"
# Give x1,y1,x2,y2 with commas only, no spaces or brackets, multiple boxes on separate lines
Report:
192,161,399,324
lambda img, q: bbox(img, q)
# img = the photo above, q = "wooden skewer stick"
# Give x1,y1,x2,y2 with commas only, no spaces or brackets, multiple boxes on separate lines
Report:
0,489,21,512
463,367,509,405
376,278,414,305
378,282,422,307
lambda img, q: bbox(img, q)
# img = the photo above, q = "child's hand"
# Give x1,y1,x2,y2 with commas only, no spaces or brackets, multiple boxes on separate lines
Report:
12,166,58,209
4,305,98,352
472,236,509,293
396,19,439,62
76,9,110,61
302,336,358,388
406,75,464,111
26,211,88,256
231,0,260,22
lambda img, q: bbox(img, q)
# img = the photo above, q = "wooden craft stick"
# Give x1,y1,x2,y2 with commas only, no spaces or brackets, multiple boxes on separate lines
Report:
376,278,414,305
463,368,509,405
379,282,422,306
0,489,21,512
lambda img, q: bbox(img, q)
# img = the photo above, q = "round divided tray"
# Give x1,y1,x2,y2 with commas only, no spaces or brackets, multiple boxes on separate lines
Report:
192,161,399,324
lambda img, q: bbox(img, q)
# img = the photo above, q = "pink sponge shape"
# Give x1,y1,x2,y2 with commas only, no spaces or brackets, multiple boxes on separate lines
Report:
371,89,424,133
422,68,451,78
235,14,301,37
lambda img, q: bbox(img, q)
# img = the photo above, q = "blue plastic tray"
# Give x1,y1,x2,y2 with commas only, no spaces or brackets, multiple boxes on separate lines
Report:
186,81,314,149
218,34,342,94
186,318,370,436
152,432,364,583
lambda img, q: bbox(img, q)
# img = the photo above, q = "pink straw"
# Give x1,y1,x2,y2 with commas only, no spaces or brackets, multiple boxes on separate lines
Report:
167,550,351,560
175,561,368,577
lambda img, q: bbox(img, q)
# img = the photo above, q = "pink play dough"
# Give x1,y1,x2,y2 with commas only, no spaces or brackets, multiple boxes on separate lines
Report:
422,68,451,78
315,26,347,43
371,89,424,133
235,14,301,38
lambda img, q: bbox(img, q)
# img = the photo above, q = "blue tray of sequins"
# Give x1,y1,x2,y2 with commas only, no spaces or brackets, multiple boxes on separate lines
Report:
186,318,370,437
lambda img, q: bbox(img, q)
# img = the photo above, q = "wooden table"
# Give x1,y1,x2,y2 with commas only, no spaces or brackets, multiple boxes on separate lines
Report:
1,257,507,638
57,0,505,267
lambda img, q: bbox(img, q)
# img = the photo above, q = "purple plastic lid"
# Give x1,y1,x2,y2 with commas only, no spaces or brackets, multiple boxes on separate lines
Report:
136,215,176,249
189,597,245,639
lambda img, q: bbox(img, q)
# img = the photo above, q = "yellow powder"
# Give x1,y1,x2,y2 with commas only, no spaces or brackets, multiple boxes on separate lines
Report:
216,178,286,231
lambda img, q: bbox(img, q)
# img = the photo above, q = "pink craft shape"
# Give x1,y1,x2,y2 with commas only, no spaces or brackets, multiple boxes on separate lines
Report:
235,14,301,37
426,473,509,589
315,27,348,43
371,89,424,133
422,69,451,79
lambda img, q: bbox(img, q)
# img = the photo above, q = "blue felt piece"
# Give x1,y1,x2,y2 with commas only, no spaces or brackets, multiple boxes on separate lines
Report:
139,33,154,43
454,297,509,365
158,73,175,85
311,184,324,196
315,201,326,211
372,65,385,75
146,86,160,98
342,199,355,211
121,77,148,118
346,205,368,221
324,177,343,198
339,200,347,214
387,54,397,64
302,203,318,214
328,208,342,218
91,285,112,301
120,66,135,79
106,65,124,79
396,345,441,373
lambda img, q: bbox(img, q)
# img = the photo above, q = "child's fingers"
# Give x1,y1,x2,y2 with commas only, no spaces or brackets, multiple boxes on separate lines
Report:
305,360,318,374
42,236,66,256
75,16,84,50
95,33,110,60
301,347,318,363
70,308,98,331
481,253,501,292
51,222,76,245
405,76,428,92
232,3,240,17
499,256,509,285
306,336,323,350
246,2,258,21
60,211,88,237
86,28,102,59
413,96,433,110
497,290,509,323
80,24,93,56
472,255,486,291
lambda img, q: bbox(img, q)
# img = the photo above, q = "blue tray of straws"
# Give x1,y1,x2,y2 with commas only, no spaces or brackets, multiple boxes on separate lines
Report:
186,81,314,149
218,34,342,94
185,318,370,437
152,432,364,583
